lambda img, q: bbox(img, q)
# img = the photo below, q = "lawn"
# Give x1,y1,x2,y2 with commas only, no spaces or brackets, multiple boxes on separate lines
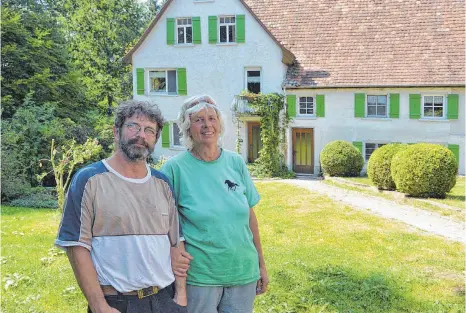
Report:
325,176,465,222
2,182,465,313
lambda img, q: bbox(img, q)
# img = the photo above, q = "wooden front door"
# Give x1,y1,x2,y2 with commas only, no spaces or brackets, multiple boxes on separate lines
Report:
292,128,314,174
247,122,262,163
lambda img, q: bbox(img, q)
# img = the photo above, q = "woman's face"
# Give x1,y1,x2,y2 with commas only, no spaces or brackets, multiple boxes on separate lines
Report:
189,107,220,147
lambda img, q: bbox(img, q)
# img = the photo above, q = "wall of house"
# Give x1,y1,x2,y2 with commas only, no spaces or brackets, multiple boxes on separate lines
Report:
286,87,466,175
131,0,286,158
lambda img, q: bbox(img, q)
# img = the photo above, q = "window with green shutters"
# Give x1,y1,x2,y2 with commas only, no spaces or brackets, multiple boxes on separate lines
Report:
354,93,365,117
286,95,296,118
389,93,400,118
162,122,170,148
236,15,245,43
168,17,201,45
447,94,459,119
209,15,245,43
192,17,201,44
208,16,217,43
177,68,187,95
136,68,145,95
409,94,421,119
448,144,459,165
143,68,186,96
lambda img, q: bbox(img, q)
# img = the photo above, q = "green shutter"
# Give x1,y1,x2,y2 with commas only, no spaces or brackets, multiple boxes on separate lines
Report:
166,18,175,45
409,94,421,119
354,93,365,117
448,144,459,164
177,68,187,95
316,95,325,117
286,95,296,118
353,141,363,154
162,122,170,148
236,15,245,43
208,16,217,43
447,94,459,119
136,68,144,95
389,93,400,118
192,17,201,44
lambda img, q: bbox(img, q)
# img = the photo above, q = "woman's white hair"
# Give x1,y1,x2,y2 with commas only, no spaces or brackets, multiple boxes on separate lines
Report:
177,94,225,150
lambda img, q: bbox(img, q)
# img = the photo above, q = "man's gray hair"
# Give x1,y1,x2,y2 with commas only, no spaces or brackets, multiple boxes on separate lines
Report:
177,94,225,150
114,100,166,139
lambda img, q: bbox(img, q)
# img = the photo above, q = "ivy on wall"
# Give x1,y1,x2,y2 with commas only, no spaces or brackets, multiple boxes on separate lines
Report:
237,91,293,177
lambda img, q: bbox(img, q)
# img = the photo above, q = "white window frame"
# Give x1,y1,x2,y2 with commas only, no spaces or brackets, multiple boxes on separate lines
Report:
147,69,177,95
244,67,262,94
364,142,387,161
218,15,236,43
298,96,316,117
366,94,388,118
421,94,446,119
176,18,193,45
171,122,183,148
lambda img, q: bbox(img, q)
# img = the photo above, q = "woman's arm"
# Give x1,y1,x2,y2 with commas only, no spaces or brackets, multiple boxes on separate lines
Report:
249,208,269,295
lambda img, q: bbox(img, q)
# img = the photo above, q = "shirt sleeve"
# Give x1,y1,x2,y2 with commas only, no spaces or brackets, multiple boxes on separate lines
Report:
239,156,261,208
160,163,185,242
55,169,95,251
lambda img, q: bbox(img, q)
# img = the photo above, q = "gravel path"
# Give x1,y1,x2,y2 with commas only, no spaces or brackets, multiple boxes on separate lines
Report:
271,178,465,243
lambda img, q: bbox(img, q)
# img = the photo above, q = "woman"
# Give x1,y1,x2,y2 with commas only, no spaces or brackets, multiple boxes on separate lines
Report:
161,95,268,313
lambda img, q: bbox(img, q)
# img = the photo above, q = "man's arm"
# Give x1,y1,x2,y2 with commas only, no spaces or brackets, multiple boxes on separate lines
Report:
249,208,269,295
171,241,191,306
67,246,119,313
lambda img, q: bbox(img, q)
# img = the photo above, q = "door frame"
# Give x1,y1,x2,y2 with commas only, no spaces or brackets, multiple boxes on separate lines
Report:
247,122,261,163
292,127,315,174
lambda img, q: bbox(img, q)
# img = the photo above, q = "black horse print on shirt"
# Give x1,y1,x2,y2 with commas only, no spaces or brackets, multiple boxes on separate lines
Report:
225,180,239,191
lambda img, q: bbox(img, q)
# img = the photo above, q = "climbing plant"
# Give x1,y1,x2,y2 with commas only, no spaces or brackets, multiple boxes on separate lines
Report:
238,91,294,177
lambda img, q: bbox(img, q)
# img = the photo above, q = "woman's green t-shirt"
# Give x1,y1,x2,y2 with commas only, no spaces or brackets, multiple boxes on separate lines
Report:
161,149,260,286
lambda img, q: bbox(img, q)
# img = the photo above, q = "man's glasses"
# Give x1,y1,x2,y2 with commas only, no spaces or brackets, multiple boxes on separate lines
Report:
124,122,157,137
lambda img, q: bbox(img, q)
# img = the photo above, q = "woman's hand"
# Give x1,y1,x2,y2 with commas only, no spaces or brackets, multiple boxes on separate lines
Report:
256,266,269,295
170,243,193,277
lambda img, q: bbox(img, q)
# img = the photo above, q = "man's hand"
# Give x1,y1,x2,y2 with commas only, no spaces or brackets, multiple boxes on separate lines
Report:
256,266,269,295
92,302,121,313
170,245,193,277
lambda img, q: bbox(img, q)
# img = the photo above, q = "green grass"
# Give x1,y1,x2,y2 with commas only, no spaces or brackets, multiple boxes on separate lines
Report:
326,176,465,221
2,183,465,313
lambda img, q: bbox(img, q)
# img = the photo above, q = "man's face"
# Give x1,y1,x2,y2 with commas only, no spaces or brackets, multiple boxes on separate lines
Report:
117,114,158,161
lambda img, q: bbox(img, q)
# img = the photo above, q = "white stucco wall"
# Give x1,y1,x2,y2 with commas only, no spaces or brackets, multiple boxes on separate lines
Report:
286,87,466,175
131,0,286,158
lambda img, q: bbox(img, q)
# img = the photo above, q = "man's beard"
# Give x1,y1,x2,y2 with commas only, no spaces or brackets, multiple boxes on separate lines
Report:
119,136,154,161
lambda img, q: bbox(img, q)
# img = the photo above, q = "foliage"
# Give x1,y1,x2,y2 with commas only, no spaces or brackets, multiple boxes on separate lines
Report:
391,143,458,198
1,3,86,119
239,91,291,177
10,188,58,209
367,144,408,190
150,155,170,170
320,140,364,177
38,138,102,211
247,163,296,179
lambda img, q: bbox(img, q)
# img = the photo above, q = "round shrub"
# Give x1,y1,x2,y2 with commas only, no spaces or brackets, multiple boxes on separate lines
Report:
391,143,457,198
367,144,408,190
320,140,364,177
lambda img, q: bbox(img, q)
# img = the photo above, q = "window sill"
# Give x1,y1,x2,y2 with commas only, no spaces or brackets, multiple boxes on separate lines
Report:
362,117,392,121
295,116,318,120
169,146,185,151
174,43,195,47
148,93,179,97
418,118,449,122
194,0,214,2
216,42,238,46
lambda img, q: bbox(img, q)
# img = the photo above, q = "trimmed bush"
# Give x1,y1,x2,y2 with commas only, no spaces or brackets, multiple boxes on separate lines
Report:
367,144,408,190
391,143,457,198
320,140,364,177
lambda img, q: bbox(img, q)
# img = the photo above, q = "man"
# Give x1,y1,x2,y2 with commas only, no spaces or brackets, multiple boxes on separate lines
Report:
55,100,187,313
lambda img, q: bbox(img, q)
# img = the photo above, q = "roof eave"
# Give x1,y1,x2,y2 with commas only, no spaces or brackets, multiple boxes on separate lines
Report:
284,83,466,89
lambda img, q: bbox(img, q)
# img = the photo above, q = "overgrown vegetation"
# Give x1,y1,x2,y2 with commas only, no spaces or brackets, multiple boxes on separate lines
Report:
236,91,294,178
2,183,464,312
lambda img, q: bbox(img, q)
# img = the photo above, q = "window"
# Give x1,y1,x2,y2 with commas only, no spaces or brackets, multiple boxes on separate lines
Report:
367,95,387,117
177,18,192,44
245,69,261,93
149,70,177,95
423,95,444,118
299,97,315,115
365,143,386,161
219,16,235,43
172,123,182,147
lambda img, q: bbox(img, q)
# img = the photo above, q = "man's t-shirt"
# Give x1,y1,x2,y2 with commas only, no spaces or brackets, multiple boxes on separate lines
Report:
55,160,179,292
161,149,260,286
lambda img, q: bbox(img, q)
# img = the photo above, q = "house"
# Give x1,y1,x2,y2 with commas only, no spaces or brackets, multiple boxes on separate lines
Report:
123,0,465,175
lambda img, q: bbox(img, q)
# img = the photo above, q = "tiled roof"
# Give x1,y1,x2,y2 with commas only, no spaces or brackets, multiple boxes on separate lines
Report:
244,0,465,88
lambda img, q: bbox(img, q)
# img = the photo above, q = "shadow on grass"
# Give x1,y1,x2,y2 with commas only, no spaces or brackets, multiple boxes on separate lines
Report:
446,195,465,202
255,262,460,313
